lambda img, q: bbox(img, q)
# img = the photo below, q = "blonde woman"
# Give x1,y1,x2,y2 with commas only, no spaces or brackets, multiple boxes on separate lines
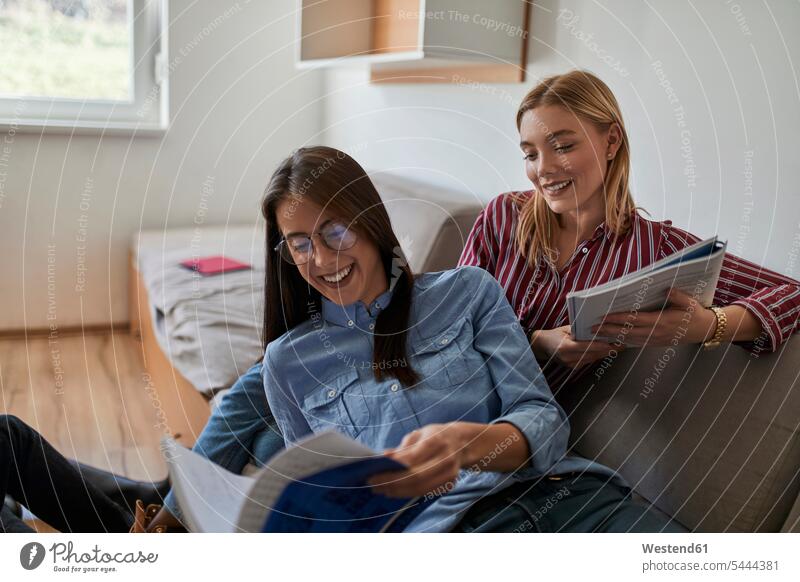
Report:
460,70,800,392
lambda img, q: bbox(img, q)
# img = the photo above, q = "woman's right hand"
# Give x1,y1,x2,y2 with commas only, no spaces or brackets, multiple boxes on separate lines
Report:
530,325,623,369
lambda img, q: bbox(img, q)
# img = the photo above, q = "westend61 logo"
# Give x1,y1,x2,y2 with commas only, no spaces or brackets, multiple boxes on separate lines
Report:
19,541,158,574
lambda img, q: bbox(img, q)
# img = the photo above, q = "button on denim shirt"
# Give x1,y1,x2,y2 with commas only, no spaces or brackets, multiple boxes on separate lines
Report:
264,266,624,532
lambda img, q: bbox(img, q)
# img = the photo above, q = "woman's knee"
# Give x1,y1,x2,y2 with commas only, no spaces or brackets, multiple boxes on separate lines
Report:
0,414,36,443
1,414,24,433
604,502,688,533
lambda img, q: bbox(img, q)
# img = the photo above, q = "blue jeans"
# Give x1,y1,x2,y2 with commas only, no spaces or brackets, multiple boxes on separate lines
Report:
452,473,688,533
163,363,285,518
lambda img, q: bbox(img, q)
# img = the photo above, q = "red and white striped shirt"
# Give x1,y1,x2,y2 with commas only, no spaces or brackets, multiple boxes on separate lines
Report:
458,191,800,392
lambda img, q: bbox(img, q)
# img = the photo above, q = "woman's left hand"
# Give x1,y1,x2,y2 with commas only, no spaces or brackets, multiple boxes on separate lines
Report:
367,423,466,498
591,287,717,346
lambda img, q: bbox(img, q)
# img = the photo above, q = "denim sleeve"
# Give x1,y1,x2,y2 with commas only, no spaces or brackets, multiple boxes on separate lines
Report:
466,267,570,477
163,362,285,519
263,347,314,446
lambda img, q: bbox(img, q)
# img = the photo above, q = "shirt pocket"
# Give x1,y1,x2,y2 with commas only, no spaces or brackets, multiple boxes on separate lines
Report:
301,368,369,439
411,316,474,389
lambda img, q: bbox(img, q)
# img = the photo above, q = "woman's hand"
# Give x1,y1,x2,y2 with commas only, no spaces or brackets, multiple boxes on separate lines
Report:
591,287,717,346
531,325,623,369
367,423,467,498
367,422,532,498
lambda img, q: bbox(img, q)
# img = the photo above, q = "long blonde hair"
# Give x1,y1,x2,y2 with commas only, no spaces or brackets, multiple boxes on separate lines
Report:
514,70,641,267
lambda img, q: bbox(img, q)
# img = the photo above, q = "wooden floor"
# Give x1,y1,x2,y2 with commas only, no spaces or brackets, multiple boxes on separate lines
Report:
0,331,166,481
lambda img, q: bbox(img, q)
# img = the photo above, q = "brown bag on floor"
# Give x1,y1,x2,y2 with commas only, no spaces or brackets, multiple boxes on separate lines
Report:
129,500,167,533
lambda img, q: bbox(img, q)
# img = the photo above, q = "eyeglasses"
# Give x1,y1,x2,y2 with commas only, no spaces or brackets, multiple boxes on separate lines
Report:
274,221,358,265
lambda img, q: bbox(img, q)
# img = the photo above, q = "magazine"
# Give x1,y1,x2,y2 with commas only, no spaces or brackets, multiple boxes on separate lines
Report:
162,431,430,533
567,235,726,341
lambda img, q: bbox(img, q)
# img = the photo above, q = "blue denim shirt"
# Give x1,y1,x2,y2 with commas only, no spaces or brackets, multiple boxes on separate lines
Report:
162,363,284,519
263,266,624,532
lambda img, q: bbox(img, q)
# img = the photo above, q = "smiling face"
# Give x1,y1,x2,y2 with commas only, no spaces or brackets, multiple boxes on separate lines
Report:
519,105,621,221
275,196,387,307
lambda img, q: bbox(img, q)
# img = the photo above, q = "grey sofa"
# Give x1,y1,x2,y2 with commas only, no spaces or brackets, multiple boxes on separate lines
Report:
562,336,800,532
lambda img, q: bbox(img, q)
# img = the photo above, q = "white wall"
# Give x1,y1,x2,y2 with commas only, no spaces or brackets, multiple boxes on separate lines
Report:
4,0,799,332
321,0,800,276
0,0,322,330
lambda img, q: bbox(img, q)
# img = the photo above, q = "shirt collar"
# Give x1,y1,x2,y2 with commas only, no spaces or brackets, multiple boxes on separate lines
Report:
593,221,611,242
536,220,615,275
321,280,397,329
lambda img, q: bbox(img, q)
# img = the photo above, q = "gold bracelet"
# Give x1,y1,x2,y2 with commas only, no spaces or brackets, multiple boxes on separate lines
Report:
702,306,727,350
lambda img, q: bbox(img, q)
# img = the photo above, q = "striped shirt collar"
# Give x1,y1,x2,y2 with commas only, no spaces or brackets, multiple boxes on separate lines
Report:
516,190,620,244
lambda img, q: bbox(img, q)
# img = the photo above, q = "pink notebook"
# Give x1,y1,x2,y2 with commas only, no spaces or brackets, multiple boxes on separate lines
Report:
180,256,251,276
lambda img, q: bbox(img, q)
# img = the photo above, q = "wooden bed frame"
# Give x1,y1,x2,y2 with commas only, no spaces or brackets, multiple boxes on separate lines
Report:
128,251,210,447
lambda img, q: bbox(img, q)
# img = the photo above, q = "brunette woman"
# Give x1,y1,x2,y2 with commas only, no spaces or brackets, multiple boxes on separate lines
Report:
256,146,684,532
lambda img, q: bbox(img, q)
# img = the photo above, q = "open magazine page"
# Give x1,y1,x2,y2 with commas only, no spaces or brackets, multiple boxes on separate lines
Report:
236,431,380,532
261,457,431,532
162,438,257,533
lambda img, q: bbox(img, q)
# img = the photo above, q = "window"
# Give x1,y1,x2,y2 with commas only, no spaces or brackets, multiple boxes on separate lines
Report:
0,0,168,133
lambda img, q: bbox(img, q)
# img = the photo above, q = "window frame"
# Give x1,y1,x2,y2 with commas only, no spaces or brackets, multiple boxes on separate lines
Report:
0,0,169,135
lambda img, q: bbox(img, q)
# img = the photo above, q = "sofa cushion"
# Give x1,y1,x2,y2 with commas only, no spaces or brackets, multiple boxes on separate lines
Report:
373,171,482,273
562,335,800,532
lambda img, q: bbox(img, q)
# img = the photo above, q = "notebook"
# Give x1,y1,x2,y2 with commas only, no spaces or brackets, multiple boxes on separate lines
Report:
179,255,251,276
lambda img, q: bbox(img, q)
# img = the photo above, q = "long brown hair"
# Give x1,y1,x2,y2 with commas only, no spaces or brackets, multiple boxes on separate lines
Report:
515,69,642,267
261,146,419,386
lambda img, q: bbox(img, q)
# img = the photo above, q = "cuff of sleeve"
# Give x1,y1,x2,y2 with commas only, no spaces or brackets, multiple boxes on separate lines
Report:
730,298,779,353
490,413,567,478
